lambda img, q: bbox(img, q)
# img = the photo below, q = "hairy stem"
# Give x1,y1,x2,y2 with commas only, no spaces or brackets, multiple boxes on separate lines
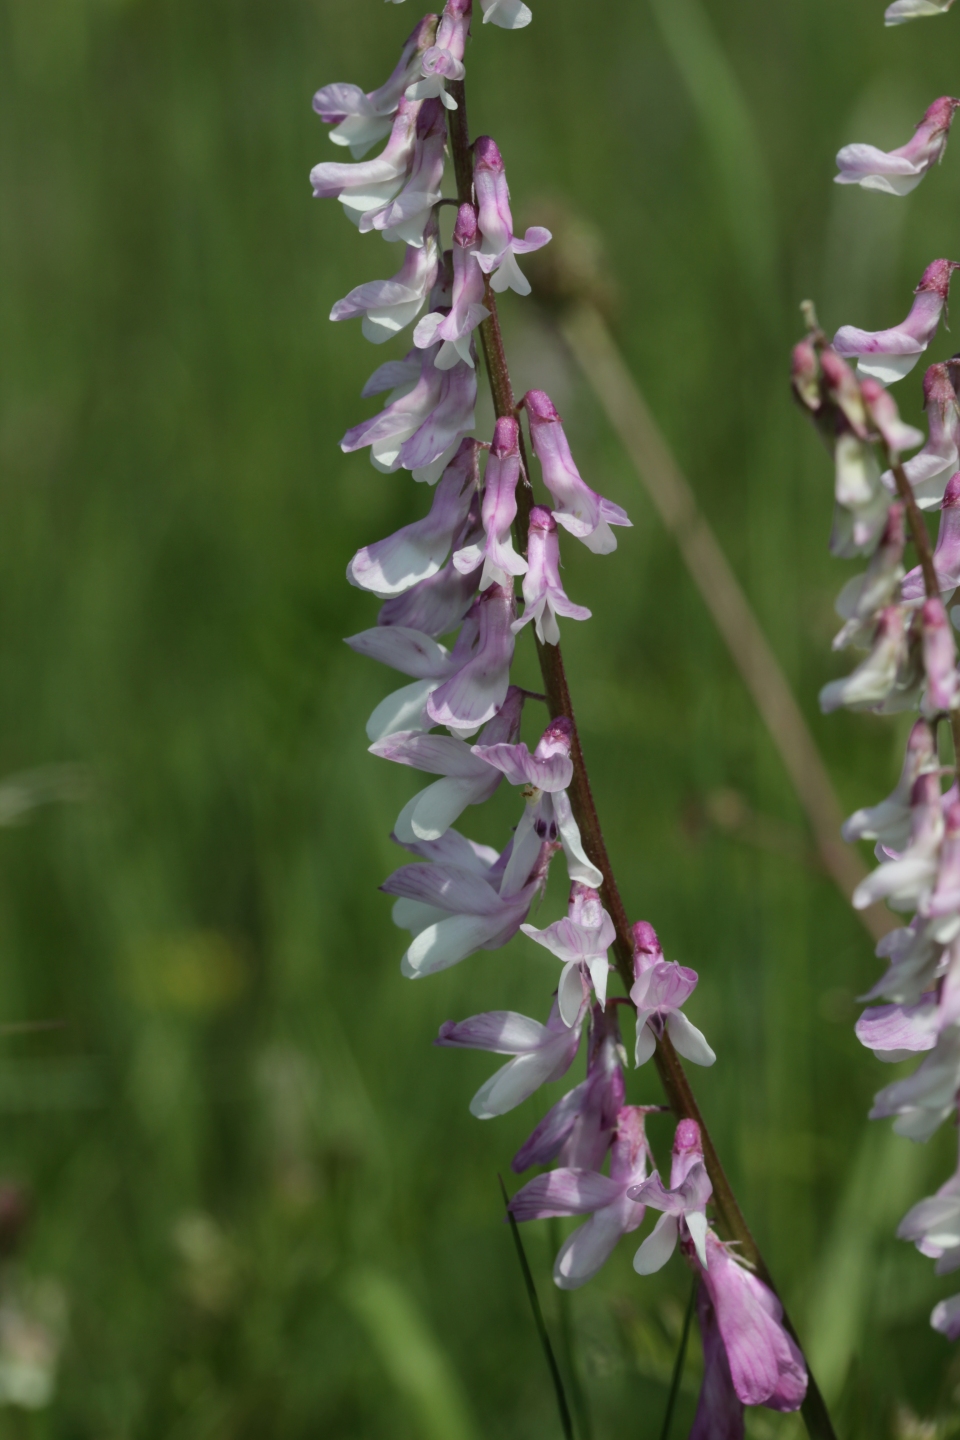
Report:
445,73,835,1440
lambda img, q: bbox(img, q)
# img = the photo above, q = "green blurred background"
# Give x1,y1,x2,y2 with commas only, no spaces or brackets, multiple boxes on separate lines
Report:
4,0,960,1434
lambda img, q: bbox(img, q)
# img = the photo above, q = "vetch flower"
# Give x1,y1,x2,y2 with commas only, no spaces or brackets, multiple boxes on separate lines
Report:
382,826,556,977
436,988,589,1118
862,377,926,456
342,342,477,483
833,503,906,651
512,1001,626,1172
310,96,419,222
512,507,592,645
835,97,960,196
347,439,481,596
690,1283,746,1440
833,259,960,385
841,717,937,849
360,97,448,245
630,1119,713,1273
345,621,459,739
870,1022,960,1139
414,204,490,368
855,995,940,1061
475,716,603,895
695,1229,807,1411
899,1136,960,1272
370,685,523,841
630,922,716,1067
819,605,909,713
377,544,482,635
524,389,632,553
882,363,960,511
313,17,437,158
478,0,532,26
921,800,960,921
921,596,960,714
426,583,516,733
904,473,960,599
330,222,440,343
405,0,470,111
852,773,945,912
863,919,952,1006
473,138,551,295
452,416,528,588
520,881,614,1022
885,0,955,23
509,1106,651,1289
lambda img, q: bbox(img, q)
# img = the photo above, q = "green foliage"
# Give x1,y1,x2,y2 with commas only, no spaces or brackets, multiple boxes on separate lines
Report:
2,0,960,1433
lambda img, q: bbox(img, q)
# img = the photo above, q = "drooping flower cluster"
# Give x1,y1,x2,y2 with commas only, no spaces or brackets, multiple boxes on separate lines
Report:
318,0,808,1422
796,38,960,1345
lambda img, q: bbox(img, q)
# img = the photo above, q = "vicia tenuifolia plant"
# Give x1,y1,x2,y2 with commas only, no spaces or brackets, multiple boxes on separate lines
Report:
794,0,960,1375
313,1,837,1433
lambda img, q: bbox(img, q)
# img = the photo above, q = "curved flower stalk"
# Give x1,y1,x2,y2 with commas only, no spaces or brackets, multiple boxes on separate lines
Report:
319,4,826,1429
835,97,960,195
795,88,960,1344
833,259,960,385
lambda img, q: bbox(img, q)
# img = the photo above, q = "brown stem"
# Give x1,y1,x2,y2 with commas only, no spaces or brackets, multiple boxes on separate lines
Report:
445,81,836,1440
889,454,960,764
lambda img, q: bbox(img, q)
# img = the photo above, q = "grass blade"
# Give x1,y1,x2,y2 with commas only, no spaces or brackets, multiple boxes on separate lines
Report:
659,1278,696,1440
498,1175,574,1440
548,1216,592,1440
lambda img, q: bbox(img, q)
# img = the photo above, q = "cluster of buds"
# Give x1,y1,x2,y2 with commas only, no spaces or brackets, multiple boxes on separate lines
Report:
795,50,960,1345
315,0,809,1425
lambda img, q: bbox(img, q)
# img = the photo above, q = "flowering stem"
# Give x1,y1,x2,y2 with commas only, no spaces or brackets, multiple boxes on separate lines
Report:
446,74,836,1440
889,452,960,763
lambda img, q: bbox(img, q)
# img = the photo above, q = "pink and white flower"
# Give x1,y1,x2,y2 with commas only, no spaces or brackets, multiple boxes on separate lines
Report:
330,222,440,343
690,1284,746,1440
841,718,937,848
452,416,528,588
904,473,960,599
833,503,906,651
630,922,715,1068
347,439,481,596
899,1135,960,1273
310,95,420,222
870,1022,960,1139
883,363,960,511
833,259,960,386
512,507,592,645
405,0,470,111
345,621,459,739
512,1001,626,1172
414,204,490,368
509,1106,650,1289
377,544,482,635
855,995,940,1061
436,987,589,1118
370,686,523,841
524,389,632,553
819,605,910,713
630,1119,713,1273
475,718,604,897
852,772,945,912
835,97,960,196
361,97,448,246
520,881,614,1022
922,596,960,714
473,138,551,296
426,583,516,733
342,342,477,483
382,826,556,977
313,17,437,158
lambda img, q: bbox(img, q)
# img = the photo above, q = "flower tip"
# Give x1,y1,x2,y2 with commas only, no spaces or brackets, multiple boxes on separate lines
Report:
472,135,504,171
528,505,556,531
521,388,559,422
453,202,479,248
917,258,960,297
943,472,960,507
490,414,520,457
673,1118,702,1155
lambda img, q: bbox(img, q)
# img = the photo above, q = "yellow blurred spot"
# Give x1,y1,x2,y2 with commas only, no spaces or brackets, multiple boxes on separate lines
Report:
128,931,248,1015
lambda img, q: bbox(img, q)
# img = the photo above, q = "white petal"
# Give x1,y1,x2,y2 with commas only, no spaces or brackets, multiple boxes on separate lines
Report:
366,679,439,742
558,961,585,1027
666,1010,716,1066
401,914,503,977
634,1018,657,1068
554,1209,625,1290
632,1213,679,1275
685,1210,709,1269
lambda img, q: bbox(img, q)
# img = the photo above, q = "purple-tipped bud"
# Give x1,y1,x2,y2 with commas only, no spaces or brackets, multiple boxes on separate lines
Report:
922,595,960,713
523,389,631,553
513,506,592,645
453,201,479,249
632,921,664,975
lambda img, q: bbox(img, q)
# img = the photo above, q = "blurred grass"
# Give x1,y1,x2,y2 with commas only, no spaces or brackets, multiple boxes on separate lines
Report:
2,0,960,1434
